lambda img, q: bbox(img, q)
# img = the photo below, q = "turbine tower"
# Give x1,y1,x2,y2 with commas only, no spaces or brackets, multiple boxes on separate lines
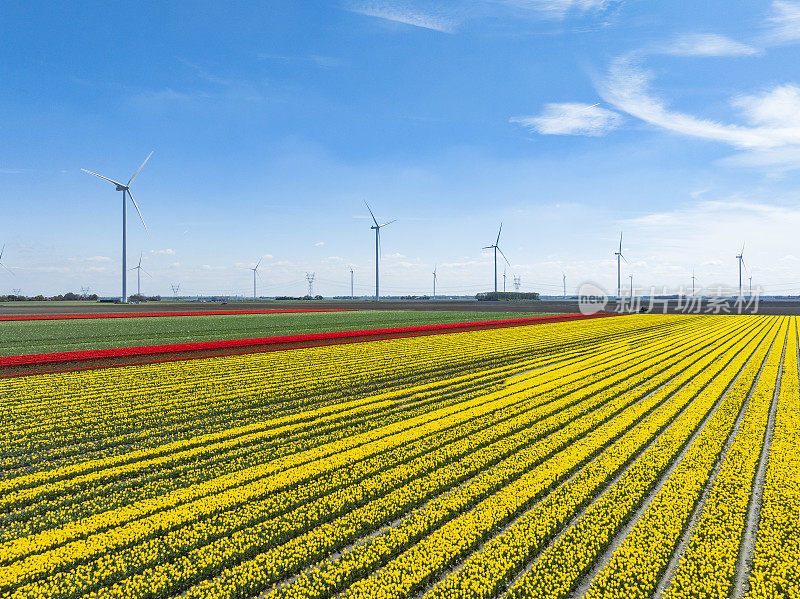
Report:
432,265,437,299
483,224,509,293
691,270,696,297
129,252,151,299
503,267,507,292
562,272,566,299
365,202,395,301
250,258,261,300
629,274,634,300
350,266,354,299
736,244,746,298
82,152,153,302
614,232,627,298
749,275,752,297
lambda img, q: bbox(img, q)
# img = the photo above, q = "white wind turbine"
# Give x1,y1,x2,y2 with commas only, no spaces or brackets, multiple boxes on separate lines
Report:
483,224,509,293
614,232,627,298
432,265,437,299
250,258,262,300
365,202,395,301
82,152,153,302
129,252,152,299
0,245,14,278
736,244,747,298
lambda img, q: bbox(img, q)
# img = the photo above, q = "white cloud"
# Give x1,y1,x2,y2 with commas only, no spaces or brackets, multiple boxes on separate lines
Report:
500,0,614,19
599,56,800,157
511,102,622,136
347,1,455,32
764,1,800,44
86,255,112,262
658,33,760,57
314,241,325,246
150,248,176,255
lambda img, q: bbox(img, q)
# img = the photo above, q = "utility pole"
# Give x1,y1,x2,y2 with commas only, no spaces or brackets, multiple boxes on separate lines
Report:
350,266,354,300
306,272,315,298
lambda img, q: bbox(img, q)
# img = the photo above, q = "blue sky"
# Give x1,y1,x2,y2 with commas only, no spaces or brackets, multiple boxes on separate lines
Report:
2,1,800,298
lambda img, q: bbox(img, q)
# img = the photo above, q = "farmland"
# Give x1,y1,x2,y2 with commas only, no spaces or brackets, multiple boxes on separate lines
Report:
0,309,552,356
0,314,797,598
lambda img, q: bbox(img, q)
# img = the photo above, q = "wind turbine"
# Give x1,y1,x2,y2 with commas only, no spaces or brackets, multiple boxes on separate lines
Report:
629,274,634,300
562,272,566,299
614,232,627,298
0,245,14,278
749,275,753,298
82,152,152,302
128,252,152,299
483,224,509,293
250,258,262,300
432,265,437,299
736,244,746,298
691,270,696,297
365,202,395,301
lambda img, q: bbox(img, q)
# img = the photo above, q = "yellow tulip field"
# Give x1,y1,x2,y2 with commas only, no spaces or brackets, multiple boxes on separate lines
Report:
0,314,797,598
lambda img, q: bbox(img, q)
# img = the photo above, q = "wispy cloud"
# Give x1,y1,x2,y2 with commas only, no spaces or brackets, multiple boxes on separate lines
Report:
178,59,232,85
314,241,326,246
657,33,760,57
763,1,800,44
511,102,622,136
346,1,456,33
259,54,342,68
86,255,112,262
497,0,616,20
599,56,800,159
150,248,176,255
0,168,29,174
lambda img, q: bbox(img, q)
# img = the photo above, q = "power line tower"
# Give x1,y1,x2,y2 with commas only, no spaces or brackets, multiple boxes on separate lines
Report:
12,288,21,297
171,283,181,300
80,286,90,300
306,272,315,297
513,276,521,291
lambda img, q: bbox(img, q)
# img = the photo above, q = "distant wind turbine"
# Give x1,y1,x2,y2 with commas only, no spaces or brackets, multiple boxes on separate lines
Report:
691,270,696,297
250,258,262,300
483,224,509,293
82,152,153,302
629,274,634,300
562,272,566,299
0,245,14,277
614,232,627,298
128,252,152,299
365,202,395,301
432,265,437,299
736,244,746,298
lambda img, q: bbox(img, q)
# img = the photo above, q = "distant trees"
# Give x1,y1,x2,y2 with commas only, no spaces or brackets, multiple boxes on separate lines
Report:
476,291,540,301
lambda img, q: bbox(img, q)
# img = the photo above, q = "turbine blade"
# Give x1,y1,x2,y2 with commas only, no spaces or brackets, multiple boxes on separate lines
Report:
128,151,153,186
82,169,125,187
380,219,396,227
482,245,493,250
619,232,623,253
1,263,15,276
0,244,4,261
126,189,149,233
255,257,262,269
496,223,503,246
138,252,143,268
497,246,510,265
142,268,153,278
621,254,629,264
364,201,379,227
